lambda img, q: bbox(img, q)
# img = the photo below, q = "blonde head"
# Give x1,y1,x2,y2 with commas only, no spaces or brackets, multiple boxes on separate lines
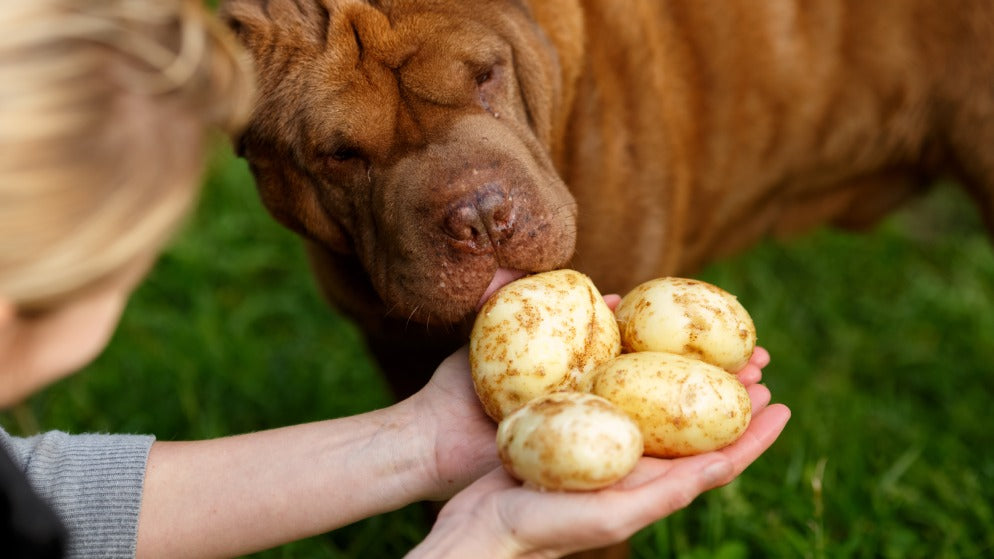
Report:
0,0,255,310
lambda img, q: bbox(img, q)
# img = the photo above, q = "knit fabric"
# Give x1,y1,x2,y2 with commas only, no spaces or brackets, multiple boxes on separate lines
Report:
0,426,154,559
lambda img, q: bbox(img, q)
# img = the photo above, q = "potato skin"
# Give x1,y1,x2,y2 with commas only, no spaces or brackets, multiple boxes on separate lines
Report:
496,392,644,491
615,277,756,372
470,269,621,421
590,352,752,457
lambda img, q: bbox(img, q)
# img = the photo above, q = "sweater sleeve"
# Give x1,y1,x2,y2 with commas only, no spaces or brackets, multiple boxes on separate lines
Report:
0,426,154,559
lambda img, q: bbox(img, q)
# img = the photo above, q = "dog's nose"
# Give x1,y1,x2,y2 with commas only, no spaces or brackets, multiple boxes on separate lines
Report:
443,183,516,253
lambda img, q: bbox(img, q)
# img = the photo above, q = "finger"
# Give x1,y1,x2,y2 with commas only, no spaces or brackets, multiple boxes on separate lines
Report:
596,382,773,490
594,454,734,538
736,363,762,386
715,403,791,481
746,383,772,414
573,405,790,543
504,405,790,555
606,456,679,489
603,293,622,311
618,384,778,491
521,452,733,557
749,346,771,368
736,346,769,385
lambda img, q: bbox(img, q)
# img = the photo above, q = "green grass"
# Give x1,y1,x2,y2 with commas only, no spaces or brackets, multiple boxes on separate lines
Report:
653,184,994,559
3,141,994,558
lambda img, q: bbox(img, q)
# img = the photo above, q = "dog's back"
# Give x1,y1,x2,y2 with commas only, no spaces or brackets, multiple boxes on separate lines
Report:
565,0,994,290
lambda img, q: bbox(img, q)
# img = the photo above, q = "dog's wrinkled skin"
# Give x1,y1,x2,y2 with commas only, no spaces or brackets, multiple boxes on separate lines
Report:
221,1,589,396
220,0,994,403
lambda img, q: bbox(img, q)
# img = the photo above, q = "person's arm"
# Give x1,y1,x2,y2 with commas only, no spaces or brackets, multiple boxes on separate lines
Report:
135,345,498,558
135,385,490,559
135,344,781,559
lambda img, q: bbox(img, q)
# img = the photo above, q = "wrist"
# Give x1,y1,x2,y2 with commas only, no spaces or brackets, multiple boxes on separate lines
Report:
406,512,522,559
403,387,500,501
357,397,445,505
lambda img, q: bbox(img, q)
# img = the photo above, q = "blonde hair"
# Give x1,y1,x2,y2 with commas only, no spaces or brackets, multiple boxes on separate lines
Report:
0,0,255,309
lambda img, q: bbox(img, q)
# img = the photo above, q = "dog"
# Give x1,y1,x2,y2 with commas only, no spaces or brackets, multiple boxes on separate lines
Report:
217,0,994,553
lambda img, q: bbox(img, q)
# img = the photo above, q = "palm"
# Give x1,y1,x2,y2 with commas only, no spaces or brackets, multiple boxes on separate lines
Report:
422,346,785,557
416,341,773,504
435,392,788,558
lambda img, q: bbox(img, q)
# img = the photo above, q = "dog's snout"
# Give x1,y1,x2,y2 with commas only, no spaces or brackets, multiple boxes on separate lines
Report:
443,183,516,253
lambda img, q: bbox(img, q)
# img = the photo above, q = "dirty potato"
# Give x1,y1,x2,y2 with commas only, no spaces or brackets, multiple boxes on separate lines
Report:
470,269,621,421
615,277,756,372
496,391,644,491
590,352,752,457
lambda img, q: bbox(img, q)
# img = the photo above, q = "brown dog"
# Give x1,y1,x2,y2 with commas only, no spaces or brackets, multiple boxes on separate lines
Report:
218,0,994,552
219,0,994,395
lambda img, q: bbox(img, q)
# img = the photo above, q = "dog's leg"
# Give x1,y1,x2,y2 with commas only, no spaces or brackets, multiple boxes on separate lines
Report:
944,110,994,236
302,240,468,399
365,329,463,400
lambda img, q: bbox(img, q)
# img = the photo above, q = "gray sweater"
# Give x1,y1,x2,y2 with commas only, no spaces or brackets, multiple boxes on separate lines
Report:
0,426,154,559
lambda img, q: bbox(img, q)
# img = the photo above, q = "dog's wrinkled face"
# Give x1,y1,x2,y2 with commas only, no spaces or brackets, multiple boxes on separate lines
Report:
222,0,577,324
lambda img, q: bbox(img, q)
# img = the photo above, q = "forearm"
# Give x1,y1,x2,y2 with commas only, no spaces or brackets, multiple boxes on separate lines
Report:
135,399,435,559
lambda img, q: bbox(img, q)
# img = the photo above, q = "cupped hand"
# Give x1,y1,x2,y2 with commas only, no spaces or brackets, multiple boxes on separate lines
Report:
408,346,789,559
409,286,776,514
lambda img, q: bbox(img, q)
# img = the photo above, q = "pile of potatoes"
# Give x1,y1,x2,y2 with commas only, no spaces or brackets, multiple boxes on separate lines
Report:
469,269,757,491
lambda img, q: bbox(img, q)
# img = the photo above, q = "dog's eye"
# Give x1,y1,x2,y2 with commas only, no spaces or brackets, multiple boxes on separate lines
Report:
475,69,494,86
331,146,361,162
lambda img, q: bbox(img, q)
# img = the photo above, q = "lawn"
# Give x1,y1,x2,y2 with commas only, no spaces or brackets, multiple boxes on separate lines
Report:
3,139,993,558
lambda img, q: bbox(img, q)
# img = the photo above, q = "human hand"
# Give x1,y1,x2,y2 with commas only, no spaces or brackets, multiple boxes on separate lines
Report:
407,294,627,500
408,291,774,503
407,347,789,559
408,345,501,501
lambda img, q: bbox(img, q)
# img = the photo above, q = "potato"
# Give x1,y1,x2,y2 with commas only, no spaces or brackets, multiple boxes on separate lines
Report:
470,269,621,421
615,277,756,372
589,352,752,457
497,391,644,491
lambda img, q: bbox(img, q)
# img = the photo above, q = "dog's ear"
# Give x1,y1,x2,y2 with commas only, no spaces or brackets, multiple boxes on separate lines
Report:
250,153,354,255
217,0,334,51
505,1,585,161
216,0,271,51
